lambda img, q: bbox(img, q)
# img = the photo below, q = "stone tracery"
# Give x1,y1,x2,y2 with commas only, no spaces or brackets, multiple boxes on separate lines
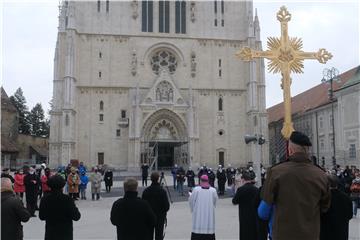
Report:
150,50,177,75
155,81,174,102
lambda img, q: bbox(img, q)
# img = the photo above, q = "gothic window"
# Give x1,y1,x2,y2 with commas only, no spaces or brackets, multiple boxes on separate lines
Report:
99,114,104,121
159,1,170,33
65,16,68,28
218,97,223,111
156,81,174,102
100,101,104,111
99,71,102,78
116,129,121,137
221,0,224,13
218,59,222,77
121,110,126,118
65,114,69,126
106,0,109,13
214,0,218,26
142,0,153,32
97,0,101,12
219,151,224,167
175,0,186,34
99,52,102,58
150,50,177,75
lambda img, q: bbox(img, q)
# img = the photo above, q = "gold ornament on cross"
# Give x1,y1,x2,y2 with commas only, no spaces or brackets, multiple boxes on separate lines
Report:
236,6,332,139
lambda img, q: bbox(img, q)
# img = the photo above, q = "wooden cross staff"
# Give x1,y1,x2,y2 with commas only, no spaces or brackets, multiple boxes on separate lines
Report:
236,6,332,139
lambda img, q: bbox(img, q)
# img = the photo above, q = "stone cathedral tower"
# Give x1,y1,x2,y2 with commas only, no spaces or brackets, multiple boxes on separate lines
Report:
50,0,268,171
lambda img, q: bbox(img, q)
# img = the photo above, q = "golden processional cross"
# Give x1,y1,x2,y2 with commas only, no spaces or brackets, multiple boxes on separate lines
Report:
237,6,332,139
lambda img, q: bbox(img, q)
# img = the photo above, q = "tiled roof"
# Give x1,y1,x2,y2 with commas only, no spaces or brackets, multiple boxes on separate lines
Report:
338,66,360,90
267,66,360,124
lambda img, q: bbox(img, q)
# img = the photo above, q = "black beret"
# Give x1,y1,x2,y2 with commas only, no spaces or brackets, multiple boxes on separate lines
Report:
47,175,66,190
290,131,312,147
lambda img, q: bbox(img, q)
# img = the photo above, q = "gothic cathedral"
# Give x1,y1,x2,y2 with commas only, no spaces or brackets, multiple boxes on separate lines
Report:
50,0,268,171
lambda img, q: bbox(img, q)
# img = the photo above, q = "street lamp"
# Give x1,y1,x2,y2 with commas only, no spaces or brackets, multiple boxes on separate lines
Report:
321,67,340,166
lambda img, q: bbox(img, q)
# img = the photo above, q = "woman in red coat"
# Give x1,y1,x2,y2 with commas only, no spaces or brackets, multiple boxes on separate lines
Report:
14,169,25,200
41,168,52,197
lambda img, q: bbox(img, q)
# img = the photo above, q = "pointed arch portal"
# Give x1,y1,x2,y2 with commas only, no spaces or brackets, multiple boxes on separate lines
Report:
141,109,188,168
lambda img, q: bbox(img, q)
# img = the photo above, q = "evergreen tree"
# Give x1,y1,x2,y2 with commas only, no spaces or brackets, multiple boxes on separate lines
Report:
29,103,46,137
9,88,31,134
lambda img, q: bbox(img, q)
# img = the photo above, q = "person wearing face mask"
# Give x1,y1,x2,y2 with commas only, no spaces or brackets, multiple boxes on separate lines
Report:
14,169,26,200
24,167,40,217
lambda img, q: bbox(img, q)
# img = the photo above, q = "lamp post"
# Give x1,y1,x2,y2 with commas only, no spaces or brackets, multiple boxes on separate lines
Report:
321,67,339,166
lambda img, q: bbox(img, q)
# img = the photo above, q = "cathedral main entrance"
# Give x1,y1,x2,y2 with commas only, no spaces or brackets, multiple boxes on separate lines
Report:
141,109,188,170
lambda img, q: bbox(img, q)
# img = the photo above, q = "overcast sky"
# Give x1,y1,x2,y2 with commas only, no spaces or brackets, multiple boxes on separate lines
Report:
2,0,359,115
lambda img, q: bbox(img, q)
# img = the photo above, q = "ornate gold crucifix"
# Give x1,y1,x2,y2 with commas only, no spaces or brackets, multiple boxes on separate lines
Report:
237,6,332,139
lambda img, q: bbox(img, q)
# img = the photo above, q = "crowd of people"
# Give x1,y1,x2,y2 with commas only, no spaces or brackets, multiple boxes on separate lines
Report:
2,131,360,240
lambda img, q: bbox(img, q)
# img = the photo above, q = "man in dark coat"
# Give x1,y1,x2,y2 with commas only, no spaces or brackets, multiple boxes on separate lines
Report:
141,163,149,187
24,167,39,217
111,177,157,240
262,131,331,240
226,164,236,186
216,165,227,195
232,171,259,240
320,175,353,240
142,172,170,240
104,169,113,192
39,175,81,240
176,166,186,195
186,167,196,189
1,177,30,240
207,168,216,187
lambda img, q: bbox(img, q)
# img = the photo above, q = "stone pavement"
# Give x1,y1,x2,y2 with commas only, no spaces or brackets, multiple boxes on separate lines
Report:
23,177,360,240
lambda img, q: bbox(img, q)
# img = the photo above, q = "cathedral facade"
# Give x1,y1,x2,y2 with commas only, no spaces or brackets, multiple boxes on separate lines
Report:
50,0,268,171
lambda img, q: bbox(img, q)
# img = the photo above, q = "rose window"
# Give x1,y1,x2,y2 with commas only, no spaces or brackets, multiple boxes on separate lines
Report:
150,50,177,75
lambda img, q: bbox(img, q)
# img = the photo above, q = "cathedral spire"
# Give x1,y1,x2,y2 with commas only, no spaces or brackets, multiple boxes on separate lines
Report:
254,8,261,41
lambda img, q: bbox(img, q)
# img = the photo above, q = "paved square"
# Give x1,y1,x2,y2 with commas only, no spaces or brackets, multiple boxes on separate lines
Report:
23,179,360,240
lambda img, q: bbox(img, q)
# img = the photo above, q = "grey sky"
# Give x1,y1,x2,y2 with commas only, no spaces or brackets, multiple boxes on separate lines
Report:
2,0,359,115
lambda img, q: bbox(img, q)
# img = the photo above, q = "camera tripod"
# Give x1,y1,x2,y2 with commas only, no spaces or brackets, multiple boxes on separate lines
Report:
159,172,173,204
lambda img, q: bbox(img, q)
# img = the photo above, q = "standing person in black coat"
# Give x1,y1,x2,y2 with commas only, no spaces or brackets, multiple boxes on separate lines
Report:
216,165,227,195
39,175,81,240
320,175,353,240
104,169,113,192
142,163,149,187
142,172,170,240
186,167,196,189
208,168,216,187
111,178,157,240
24,167,39,217
1,177,30,240
232,171,259,240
